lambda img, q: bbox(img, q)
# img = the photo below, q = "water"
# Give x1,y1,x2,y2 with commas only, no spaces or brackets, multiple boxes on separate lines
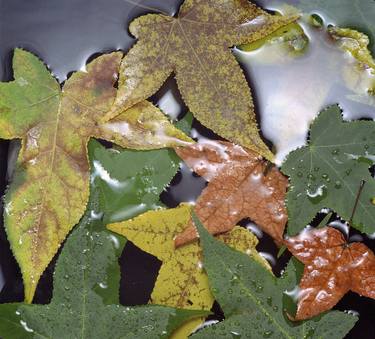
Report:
0,0,375,337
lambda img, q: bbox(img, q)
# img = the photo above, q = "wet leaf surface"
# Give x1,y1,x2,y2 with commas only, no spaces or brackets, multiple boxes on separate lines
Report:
295,0,375,55
282,104,375,236
106,0,298,160
284,226,375,320
175,141,288,247
191,213,358,338
0,198,206,339
107,204,269,338
0,49,191,302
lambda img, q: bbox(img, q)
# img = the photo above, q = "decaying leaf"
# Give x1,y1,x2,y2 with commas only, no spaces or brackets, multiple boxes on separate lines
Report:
190,213,358,338
0,199,206,339
282,104,375,236
285,226,375,320
0,49,191,302
174,141,288,247
105,0,298,160
107,204,269,338
328,26,375,95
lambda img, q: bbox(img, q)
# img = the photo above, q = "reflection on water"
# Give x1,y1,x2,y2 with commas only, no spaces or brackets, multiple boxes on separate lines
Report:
235,8,375,164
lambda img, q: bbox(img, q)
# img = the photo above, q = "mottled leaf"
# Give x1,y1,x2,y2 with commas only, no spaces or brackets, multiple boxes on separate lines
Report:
174,141,288,247
0,49,191,302
285,226,375,320
107,204,269,338
191,213,358,338
282,105,375,235
0,198,206,339
295,0,375,55
105,0,298,160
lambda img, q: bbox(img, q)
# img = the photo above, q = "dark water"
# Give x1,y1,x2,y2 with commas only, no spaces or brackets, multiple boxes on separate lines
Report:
0,0,374,338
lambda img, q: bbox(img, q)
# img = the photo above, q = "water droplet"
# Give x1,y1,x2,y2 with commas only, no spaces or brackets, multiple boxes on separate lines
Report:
272,305,278,312
334,181,342,189
313,167,319,172
228,288,233,294
332,149,339,155
307,184,327,204
263,330,273,338
266,297,272,306
297,172,303,178
345,169,352,176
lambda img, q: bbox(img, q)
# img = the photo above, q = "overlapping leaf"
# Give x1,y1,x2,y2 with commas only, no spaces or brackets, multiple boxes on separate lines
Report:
174,141,288,247
105,0,298,160
285,226,375,320
0,198,205,339
0,49,191,302
107,204,269,338
282,104,375,235
191,214,358,338
294,0,375,55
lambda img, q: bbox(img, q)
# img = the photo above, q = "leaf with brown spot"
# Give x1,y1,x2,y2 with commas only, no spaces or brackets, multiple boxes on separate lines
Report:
174,141,288,248
107,204,270,338
284,226,375,320
104,0,298,160
0,49,192,303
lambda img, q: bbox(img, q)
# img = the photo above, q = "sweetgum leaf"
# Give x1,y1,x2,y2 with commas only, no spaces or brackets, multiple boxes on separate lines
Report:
107,204,270,338
105,0,298,160
0,49,191,302
295,0,375,54
282,104,375,235
191,213,358,338
285,226,375,320
88,139,180,224
0,199,206,339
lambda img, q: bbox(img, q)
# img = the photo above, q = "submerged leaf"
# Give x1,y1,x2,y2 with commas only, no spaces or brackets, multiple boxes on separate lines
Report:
0,199,206,339
174,141,288,247
106,0,298,160
191,213,358,338
107,204,269,338
285,226,375,320
282,104,375,235
88,139,180,224
0,49,191,302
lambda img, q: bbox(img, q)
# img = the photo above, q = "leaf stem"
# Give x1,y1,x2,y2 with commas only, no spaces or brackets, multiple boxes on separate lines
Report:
348,180,366,228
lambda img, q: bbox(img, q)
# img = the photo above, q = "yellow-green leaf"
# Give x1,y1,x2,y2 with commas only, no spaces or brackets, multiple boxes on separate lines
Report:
0,49,192,303
104,0,298,160
107,204,269,338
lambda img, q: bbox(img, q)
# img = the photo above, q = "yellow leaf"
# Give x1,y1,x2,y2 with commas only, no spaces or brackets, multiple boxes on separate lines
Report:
0,49,192,303
107,204,270,338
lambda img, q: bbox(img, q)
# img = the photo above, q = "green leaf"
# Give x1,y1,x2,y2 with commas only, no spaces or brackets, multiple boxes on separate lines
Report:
88,139,180,224
0,199,207,339
282,104,375,235
295,0,375,54
0,49,192,302
191,213,358,338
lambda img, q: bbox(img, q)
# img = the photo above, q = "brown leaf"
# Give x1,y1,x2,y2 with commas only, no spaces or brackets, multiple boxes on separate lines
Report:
285,226,375,320
104,0,298,160
174,141,288,247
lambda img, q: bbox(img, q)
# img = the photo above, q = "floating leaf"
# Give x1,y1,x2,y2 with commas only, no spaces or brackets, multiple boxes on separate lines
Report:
191,213,358,338
295,0,375,55
0,49,191,302
174,141,288,247
105,0,298,160
0,198,206,339
285,226,375,320
282,104,375,235
107,204,269,338
88,139,180,224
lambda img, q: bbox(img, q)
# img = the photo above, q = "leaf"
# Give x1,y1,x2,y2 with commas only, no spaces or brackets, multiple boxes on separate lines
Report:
104,0,298,160
295,0,375,55
191,213,358,339
0,198,206,339
107,204,270,338
0,49,192,302
281,104,375,235
88,139,180,224
328,26,375,95
174,141,288,247
284,226,375,320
